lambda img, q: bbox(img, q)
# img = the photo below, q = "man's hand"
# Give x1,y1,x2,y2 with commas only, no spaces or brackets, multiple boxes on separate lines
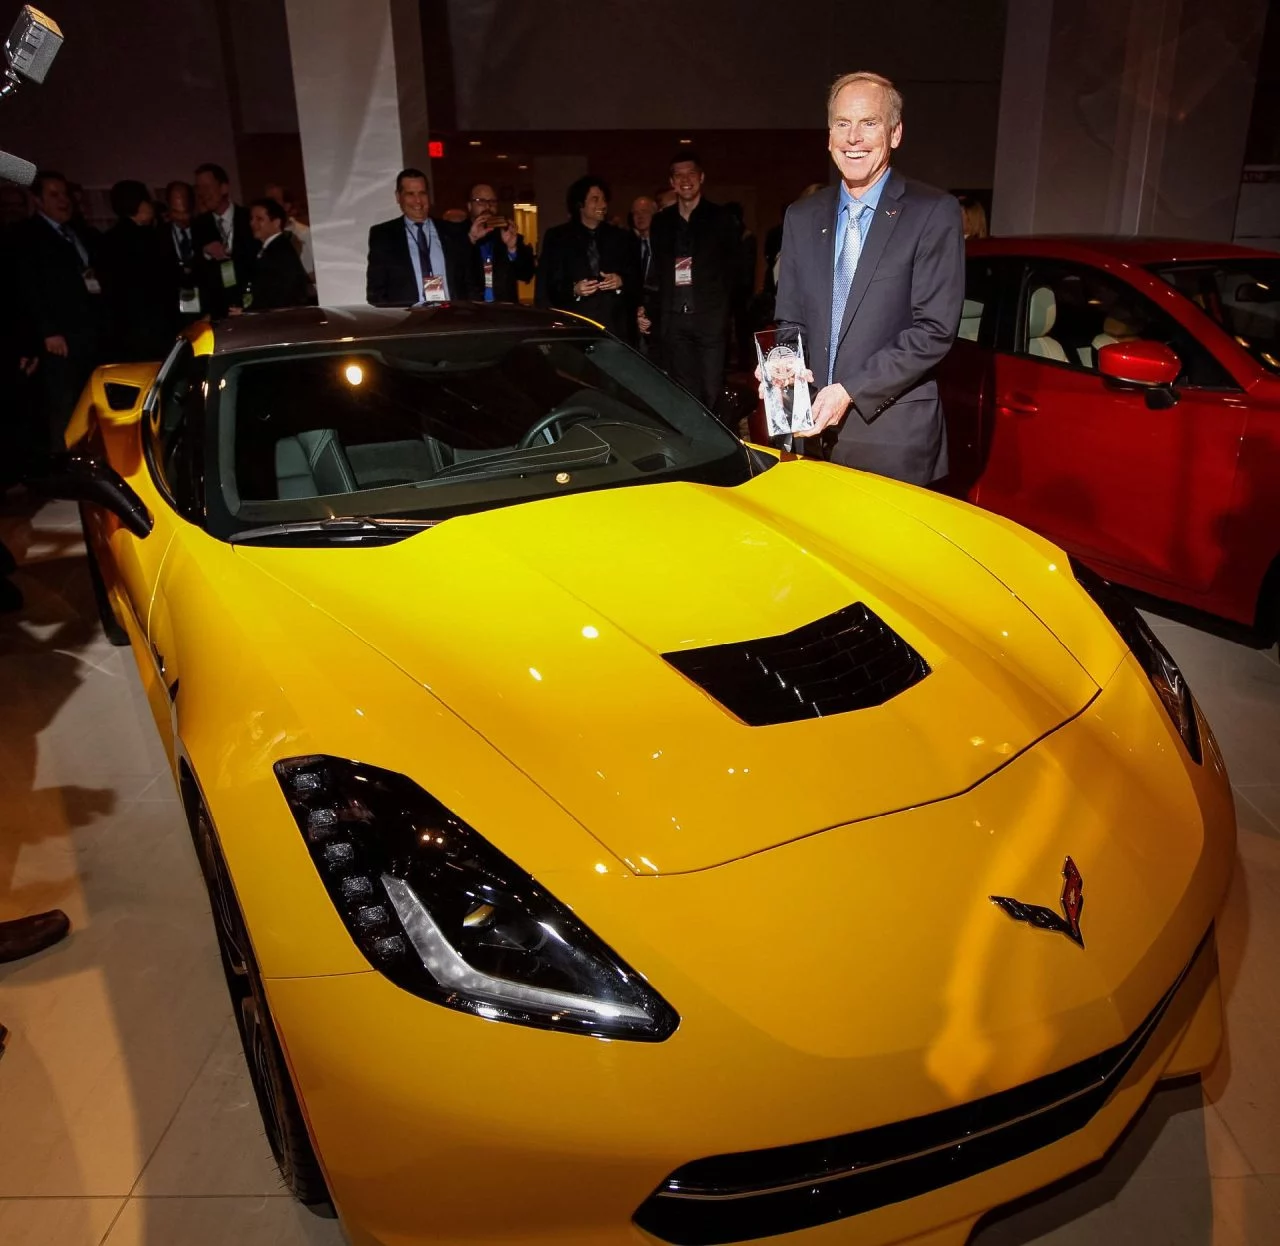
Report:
203,241,229,261
500,221,518,252
573,278,600,298
596,272,622,292
18,356,38,376
468,217,489,244
795,382,852,438
637,307,652,335
44,335,68,358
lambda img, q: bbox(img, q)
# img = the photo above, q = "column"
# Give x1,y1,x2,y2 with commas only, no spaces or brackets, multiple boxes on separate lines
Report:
992,0,1268,239
282,0,431,305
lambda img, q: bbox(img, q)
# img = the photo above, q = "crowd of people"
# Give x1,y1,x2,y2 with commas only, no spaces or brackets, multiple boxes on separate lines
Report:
0,150,776,495
0,163,312,481
1,71,982,570
364,154,762,420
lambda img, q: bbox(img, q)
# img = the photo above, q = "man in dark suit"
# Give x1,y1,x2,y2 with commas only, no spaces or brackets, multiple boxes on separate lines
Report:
535,175,638,342
243,199,310,311
648,153,743,416
774,72,964,485
631,195,662,361
191,162,257,318
97,180,175,362
163,181,204,326
366,168,477,306
464,183,534,304
13,170,104,452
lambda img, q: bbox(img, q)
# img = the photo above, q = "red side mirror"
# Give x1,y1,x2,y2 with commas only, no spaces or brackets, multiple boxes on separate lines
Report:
1097,340,1180,387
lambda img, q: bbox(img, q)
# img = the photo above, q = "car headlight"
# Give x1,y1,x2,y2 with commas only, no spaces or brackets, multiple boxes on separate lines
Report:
1070,558,1201,764
274,756,678,1041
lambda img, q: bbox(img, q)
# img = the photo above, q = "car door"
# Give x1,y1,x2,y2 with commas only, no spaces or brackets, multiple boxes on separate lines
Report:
973,259,1248,596
90,338,207,762
940,255,1018,496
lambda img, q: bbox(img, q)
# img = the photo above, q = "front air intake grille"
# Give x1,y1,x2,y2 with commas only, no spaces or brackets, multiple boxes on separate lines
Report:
662,603,929,726
633,929,1211,1245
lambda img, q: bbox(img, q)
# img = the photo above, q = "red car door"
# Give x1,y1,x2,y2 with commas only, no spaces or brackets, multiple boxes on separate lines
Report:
974,259,1248,596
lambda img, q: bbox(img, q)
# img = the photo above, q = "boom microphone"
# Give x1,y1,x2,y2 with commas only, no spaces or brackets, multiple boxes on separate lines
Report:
0,145,34,186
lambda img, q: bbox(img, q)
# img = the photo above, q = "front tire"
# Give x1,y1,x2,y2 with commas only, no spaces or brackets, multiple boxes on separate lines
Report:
186,789,333,1210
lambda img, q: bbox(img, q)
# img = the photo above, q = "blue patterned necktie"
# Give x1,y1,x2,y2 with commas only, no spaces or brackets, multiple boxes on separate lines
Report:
828,202,866,384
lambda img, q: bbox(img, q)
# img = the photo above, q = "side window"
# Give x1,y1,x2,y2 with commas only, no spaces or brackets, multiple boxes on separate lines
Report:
959,258,997,345
1018,262,1235,388
147,340,208,514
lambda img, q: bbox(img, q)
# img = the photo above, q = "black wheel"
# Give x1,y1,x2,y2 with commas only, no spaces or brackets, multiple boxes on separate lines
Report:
187,793,333,1210
1257,557,1280,650
78,503,130,646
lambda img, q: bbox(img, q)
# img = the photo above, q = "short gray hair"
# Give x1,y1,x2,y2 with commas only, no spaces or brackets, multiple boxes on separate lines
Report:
827,72,903,130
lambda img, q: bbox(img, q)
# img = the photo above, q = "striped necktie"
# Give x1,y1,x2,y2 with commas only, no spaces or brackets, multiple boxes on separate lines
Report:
828,202,867,384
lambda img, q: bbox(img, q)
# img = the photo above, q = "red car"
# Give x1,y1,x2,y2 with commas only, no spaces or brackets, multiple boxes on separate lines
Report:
938,237,1280,634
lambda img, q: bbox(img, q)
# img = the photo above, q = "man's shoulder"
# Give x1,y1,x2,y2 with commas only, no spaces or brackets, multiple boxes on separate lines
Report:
368,216,403,242
785,186,837,223
12,215,51,244
893,173,957,209
651,205,678,232
432,215,469,241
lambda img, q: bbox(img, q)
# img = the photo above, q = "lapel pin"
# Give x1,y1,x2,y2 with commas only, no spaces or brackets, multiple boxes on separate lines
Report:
885,208,899,217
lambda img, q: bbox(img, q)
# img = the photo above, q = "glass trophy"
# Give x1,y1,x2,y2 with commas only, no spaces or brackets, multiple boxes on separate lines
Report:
755,331,814,440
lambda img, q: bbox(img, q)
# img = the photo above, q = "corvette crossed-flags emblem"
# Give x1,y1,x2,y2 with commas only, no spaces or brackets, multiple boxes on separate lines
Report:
991,858,1086,948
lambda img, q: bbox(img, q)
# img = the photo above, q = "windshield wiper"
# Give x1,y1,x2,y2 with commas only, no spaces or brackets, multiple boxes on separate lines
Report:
230,515,440,547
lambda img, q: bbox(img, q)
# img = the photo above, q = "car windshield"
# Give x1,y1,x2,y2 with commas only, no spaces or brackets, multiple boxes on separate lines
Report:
211,330,751,532
1151,259,1280,374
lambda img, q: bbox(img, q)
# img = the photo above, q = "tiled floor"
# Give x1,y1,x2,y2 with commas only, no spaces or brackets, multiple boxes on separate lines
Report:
1,496,1278,1246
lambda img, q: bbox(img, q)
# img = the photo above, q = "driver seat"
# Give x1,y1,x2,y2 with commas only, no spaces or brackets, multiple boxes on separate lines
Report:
274,429,359,499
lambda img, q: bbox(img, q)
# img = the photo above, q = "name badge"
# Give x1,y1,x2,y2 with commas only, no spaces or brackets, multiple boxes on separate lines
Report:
483,260,494,290
674,257,693,287
220,259,237,289
422,274,447,303
83,269,102,296
179,287,202,314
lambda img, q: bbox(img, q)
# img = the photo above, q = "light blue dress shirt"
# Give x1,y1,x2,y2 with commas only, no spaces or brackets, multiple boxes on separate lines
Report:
832,169,889,292
403,215,450,303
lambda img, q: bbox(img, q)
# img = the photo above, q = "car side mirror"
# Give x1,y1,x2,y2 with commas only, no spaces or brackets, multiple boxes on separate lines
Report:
33,455,153,538
1097,340,1181,409
1097,340,1180,387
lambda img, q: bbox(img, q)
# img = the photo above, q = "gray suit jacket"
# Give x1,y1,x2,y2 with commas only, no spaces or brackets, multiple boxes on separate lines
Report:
775,170,964,484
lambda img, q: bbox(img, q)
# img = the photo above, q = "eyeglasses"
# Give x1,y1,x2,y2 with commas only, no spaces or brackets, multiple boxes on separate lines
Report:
469,197,498,206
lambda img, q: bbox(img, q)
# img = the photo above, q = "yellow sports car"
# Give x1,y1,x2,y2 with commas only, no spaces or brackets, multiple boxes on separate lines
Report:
52,305,1234,1246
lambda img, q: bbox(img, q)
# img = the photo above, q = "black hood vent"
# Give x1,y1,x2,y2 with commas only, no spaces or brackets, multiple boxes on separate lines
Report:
662,603,930,726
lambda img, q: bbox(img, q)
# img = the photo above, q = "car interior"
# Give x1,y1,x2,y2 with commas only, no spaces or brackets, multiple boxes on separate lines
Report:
219,337,697,505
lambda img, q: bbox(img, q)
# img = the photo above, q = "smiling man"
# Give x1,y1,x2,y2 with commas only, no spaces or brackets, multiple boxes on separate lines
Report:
774,71,964,484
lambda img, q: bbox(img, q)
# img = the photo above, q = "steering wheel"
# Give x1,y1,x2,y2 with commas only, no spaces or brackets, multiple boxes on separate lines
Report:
518,405,600,449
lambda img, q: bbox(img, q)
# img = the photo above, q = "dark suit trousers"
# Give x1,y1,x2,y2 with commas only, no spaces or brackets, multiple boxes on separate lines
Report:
38,348,94,453
661,311,727,419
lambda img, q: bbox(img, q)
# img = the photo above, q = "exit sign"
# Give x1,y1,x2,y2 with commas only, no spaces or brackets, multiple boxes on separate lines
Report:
428,140,444,159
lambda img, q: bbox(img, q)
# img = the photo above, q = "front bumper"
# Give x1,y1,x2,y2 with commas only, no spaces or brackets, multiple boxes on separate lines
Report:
269,926,1222,1246
258,659,1234,1246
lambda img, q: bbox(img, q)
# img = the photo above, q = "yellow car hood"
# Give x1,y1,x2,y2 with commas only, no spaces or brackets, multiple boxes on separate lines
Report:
240,461,1099,874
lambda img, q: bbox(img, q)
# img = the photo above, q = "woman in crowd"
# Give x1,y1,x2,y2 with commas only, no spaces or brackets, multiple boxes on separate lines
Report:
957,194,989,240
535,175,637,341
